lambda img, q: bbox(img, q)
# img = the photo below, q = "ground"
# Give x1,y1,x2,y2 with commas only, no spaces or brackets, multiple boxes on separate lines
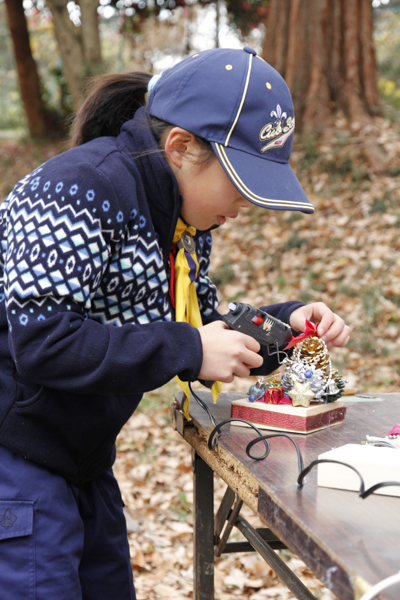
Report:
1,114,399,598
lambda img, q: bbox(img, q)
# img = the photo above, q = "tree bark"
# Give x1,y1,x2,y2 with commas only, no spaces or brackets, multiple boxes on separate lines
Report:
46,0,104,107
4,0,53,138
79,0,103,75
46,0,85,105
262,0,380,134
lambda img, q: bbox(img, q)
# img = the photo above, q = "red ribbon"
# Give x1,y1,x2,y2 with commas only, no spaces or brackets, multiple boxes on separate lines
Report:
284,320,319,350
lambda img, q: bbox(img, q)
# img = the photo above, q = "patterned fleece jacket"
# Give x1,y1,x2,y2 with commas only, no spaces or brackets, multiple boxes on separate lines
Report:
0,107,303,483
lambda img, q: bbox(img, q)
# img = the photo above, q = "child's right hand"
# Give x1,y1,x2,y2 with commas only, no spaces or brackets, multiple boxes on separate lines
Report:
198,320,263,383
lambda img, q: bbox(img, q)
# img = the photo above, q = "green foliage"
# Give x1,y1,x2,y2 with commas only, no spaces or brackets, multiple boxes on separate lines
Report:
299,135,320,170
322,156,353,178
225,0,268,37
137,381,177,412
298,290,314,304
0,5,26,130
374,5,400,119
211,261,236,287
369,188,394,214
286,233,308,251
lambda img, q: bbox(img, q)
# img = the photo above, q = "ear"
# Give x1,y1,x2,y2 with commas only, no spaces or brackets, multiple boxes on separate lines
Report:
164,127,197,168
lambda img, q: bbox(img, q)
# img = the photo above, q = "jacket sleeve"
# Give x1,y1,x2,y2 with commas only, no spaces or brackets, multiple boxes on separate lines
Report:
3,161,203,395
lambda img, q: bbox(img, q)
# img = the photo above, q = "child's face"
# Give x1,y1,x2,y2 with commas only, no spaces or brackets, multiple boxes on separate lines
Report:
179,157,251,230
164,128,252,230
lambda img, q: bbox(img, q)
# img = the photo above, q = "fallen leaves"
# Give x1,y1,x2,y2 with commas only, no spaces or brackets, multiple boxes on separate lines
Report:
5,113,400,598
114,389,337,599
210,114,400,392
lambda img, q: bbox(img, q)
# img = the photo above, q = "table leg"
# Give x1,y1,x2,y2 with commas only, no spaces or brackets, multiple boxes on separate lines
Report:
192,450,214,600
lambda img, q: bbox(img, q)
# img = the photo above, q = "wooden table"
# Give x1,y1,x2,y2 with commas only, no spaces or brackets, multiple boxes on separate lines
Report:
171,391,400,600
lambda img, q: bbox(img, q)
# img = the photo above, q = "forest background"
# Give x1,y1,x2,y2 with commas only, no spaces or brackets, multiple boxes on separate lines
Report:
1,1,400,598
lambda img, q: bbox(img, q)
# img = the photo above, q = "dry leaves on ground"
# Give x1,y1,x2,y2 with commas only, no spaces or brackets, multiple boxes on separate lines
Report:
114,387,337,600
3,113,400,598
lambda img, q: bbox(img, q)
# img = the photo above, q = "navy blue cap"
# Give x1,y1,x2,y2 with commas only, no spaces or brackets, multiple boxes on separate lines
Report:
147,47,314,214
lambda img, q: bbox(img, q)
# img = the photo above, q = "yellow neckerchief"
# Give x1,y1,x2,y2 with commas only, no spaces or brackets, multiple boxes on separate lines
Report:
172,218,221,417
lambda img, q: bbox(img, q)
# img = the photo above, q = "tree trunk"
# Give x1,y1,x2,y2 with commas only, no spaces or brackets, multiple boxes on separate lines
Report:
79,0,103,76
4,0,53,138
262,0,380,135
46,0,104,107
46,0,85,105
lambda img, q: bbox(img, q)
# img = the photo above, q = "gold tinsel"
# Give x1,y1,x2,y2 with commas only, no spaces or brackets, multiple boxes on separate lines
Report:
293,336,330,378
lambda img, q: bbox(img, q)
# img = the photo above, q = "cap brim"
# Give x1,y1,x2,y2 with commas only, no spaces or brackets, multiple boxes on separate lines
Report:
212,143,314,214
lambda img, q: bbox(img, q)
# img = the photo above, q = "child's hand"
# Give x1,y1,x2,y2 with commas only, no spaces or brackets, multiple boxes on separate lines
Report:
198,321,263,382
289,302,350,348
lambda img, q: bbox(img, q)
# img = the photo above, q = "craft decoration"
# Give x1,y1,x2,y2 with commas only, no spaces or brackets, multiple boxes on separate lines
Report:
248,376,291,405
290,336,346,403
388,424,400,438
286,378,315,408
248,379,266,402
264,387,284,404
364,434,400,450
284,319,319,350
365,425,400,449
246,336,346,408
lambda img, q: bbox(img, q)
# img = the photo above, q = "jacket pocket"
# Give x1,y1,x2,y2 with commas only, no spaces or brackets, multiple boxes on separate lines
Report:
0,501,35,599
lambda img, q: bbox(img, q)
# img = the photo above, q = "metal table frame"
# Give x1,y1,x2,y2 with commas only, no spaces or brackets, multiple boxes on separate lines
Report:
192,450,318,600
172,391,400,600
172,396,318,600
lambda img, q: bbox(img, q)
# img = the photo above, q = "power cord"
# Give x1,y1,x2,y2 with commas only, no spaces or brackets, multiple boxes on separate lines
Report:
297,459,400,499
186,383,400,500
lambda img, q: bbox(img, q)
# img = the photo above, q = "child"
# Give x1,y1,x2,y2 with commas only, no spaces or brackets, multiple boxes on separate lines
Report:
0,47,349,599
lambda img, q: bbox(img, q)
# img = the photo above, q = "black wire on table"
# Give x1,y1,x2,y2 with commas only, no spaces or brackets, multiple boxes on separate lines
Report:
186,382,400,500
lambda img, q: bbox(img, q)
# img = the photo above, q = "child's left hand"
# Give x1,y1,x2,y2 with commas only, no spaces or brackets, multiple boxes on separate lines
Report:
289,302,350,348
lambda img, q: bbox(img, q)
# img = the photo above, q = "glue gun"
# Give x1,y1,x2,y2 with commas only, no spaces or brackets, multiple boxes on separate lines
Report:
222,302,292,348
199,303,293,390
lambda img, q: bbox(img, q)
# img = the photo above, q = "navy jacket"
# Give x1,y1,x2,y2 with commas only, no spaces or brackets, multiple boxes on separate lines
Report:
0,108,303,483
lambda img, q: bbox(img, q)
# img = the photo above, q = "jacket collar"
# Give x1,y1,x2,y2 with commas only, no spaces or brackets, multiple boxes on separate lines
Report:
117,107,182,261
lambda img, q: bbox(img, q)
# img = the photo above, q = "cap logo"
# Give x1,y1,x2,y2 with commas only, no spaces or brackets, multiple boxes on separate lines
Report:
259,104,295,153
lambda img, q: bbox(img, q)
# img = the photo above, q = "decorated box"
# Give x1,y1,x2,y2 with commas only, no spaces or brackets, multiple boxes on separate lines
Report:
232,328,348,434
231,398,346,434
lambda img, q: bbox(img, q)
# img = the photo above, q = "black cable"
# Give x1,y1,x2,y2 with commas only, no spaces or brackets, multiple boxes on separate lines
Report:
297,459,365,495
184,383,400,500
247,433,304,473
297,458,400,499
187,382,219,429
360,481,400,499
208,418,271,455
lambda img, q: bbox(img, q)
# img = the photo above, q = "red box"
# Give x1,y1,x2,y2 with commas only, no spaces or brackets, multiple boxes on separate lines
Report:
231,398,346,434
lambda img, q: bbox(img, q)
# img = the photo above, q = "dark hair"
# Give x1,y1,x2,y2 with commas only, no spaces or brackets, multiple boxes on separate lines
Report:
70,71,215,166
70,71,152,147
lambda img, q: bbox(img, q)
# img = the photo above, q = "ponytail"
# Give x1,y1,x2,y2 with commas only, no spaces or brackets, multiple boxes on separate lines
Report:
70,71,152,147
69,70,215,167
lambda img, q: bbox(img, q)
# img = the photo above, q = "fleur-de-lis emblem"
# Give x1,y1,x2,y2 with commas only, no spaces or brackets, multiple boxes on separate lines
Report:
270,104,287,121
0,508,17,529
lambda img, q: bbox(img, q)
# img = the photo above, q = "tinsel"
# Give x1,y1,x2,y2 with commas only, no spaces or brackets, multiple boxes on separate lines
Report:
248,336,347,407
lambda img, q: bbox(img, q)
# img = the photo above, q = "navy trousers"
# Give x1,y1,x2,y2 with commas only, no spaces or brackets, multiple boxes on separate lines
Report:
0,445,136,600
